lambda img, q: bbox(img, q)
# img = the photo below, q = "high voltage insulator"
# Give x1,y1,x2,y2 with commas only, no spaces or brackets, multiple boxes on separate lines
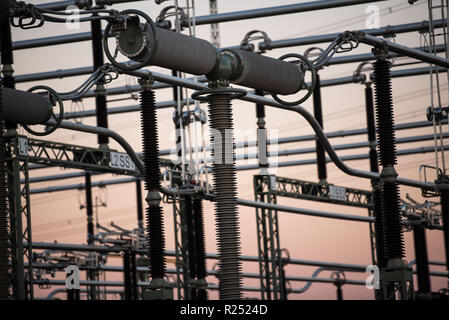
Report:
0,18,14,90
373,58,404,261
207,92,242,300
364,83,387,273
140,86,166,279
139,79,172,299
373,50,413,300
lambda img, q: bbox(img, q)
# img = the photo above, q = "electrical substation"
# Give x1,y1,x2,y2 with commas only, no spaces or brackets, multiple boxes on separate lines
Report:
0,0,449,301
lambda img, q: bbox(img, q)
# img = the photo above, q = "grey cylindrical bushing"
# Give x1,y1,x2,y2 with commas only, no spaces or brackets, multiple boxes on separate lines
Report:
1,87,52,125
231,49,303,95
151,28,218,75
118,24,218,76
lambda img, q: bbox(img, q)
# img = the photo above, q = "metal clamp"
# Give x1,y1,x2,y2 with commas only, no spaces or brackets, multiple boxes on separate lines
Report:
191,85,247,102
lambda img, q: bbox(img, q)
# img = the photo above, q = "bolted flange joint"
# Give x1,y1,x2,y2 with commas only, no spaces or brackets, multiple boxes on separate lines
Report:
138,76,155,91
146,190,162,206
372,46,389,61
95,83,106,96
380,166,398,183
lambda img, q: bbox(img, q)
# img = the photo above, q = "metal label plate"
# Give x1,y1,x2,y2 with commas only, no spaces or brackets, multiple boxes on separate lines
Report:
110,152,135,171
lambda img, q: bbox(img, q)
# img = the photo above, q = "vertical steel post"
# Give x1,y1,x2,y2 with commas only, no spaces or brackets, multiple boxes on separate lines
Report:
336,284,343,300
85,173,94,245
7,139,25,299
171,69,190,300
209,0,221,48
255,89,268,172
193,198,208,300
135,179,144,229
123,249,132,300
0,87,9,300
412,224,431,296
20,159,33,299
1,13,15,299
254,89,283,300
130,249,138,300
439,180,449,292
254,175,283,300
91,14,109,146
313,74,327,182
184,195,198,300
84,172,97,300
172,198,190,300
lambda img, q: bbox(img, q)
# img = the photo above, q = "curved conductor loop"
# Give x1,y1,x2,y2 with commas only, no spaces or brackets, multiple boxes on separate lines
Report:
23,85,64,136
103,9,157,71
271,53,316,107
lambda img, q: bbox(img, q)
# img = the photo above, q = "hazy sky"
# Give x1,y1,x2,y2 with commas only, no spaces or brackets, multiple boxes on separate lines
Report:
11,0,449,299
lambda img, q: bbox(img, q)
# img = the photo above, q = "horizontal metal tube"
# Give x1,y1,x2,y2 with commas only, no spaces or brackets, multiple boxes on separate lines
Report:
329,44,446,66
28,144,444,193
29,243,447,281
15,45,444,86
16,66,93,83
238,132,449,161
45,288,123,300
36,0,87,11
359,33,449,68
237,199,373,223
25,131,444,184
160,118,447,155
13,32,94,51
25,171,104,183
29,177,137,194
30,262,366,286
260,19,446,51
13,0,388,51
139,70,436,190
29,241,368,271
36,0,144,11
187,0,388,26
236,144,449,171
25,118,446,172
63,98,196,120
33,278,360,294
34,69,437,191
